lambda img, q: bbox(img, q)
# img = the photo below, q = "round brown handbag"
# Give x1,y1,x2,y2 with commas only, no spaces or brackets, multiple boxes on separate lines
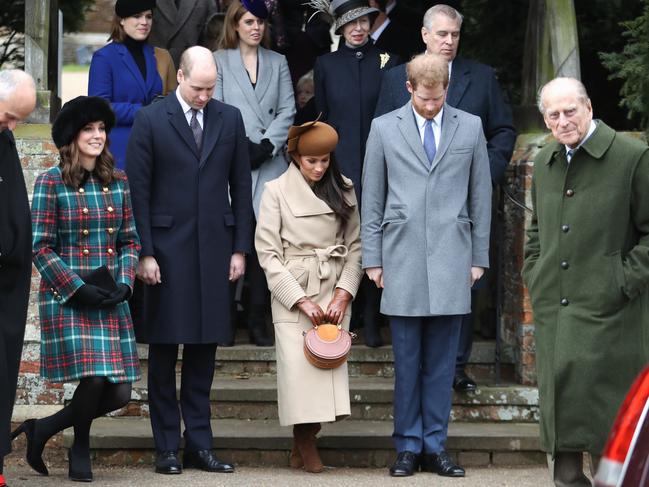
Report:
303,323,355,369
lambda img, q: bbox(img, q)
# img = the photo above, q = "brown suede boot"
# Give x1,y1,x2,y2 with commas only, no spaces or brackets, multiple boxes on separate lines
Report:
293,423,323,473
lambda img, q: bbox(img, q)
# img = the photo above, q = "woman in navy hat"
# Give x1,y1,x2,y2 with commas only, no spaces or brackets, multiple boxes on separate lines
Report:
88,0,176,169
312,0,400,347
10,96,141,482
213,0,295,346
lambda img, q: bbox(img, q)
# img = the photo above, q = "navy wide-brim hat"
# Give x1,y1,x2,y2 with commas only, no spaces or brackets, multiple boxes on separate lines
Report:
115,0,157,18
331,0,378,34
241,0,269,19
52,96,115,149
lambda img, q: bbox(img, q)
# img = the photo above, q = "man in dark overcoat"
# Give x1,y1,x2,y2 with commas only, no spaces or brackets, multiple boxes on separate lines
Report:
0,69,36,486
149,0,217,68
523,77,649,487
374,4,516,391
126,47,253,475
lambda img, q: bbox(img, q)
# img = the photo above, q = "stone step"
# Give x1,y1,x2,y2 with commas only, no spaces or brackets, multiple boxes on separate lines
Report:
62,417,544,467
122,376,538,423
134,341,516,381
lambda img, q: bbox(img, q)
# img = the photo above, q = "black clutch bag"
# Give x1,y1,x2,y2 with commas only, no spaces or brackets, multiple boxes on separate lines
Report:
81,265,118,293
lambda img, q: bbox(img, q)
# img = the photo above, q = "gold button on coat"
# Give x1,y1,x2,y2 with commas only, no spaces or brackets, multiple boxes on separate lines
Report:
82,249,90,255
103,187,109,193
107,206,114,213
78,188,85,193
107,248,114,255
108,227,114,234
82,208,89,214
82,229,89,236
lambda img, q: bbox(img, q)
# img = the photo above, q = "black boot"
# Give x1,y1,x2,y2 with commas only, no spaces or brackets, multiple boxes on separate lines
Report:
248,305,273,346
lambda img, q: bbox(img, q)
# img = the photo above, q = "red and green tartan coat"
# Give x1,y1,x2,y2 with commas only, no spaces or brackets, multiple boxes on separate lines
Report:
31,166,141,383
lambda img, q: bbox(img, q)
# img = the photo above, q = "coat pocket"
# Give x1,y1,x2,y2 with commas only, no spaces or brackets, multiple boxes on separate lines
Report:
151,214,173,228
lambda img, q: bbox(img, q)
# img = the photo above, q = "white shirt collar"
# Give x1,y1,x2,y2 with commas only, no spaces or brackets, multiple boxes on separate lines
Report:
412,106,443,147
565,120,597,158
371,18,391,41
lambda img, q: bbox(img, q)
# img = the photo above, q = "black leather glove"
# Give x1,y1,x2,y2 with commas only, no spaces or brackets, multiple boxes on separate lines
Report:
99,284,131,307
248,138,274,169
69,284,112,308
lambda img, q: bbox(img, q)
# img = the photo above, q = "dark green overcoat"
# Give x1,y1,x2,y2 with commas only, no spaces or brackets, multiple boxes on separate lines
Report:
522,121,649,455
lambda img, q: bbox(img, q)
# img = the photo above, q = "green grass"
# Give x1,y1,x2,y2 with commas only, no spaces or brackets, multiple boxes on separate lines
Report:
62,64,90,73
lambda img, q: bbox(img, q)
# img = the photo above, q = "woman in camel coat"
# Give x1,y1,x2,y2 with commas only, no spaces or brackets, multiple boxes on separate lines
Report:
255,120,362,472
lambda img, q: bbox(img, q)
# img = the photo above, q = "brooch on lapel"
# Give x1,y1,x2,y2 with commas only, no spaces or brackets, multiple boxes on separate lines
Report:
379,53,390,69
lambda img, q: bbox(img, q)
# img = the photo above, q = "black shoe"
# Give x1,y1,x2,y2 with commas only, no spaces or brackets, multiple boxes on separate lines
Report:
389,451,420,477
10,419,49,476
453,370,477,392
183,450,234,473
68,447,93,482
248,308,273,347
155,451,182,474
421,451,465,477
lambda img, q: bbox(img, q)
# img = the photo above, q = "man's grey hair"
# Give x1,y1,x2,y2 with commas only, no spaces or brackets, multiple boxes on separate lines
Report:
537,77,590,114
0,69,36,101
423,4,464,30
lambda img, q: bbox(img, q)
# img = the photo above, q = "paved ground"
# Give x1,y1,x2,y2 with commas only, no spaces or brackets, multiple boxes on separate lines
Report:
5,465,557,487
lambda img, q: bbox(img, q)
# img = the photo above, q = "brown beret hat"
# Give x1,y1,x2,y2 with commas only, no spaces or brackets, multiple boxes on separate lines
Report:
287,119,338,156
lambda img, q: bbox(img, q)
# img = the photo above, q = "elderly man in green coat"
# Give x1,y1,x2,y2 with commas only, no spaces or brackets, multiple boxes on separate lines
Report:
523,77,649,487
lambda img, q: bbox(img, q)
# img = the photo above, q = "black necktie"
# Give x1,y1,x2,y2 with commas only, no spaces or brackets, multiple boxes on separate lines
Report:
190,109,203,152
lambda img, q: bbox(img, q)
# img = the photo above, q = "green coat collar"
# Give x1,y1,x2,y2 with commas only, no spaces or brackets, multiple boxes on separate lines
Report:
537,120,615,166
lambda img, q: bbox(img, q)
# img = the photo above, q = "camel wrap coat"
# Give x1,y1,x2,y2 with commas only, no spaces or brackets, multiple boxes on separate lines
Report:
255,163,363,425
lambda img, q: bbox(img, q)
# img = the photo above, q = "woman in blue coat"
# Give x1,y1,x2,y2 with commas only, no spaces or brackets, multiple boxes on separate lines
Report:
11,97,141,482
89,0,176,169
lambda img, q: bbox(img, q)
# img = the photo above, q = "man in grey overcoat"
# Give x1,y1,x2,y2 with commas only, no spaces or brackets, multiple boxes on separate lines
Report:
523,77,649,487
361,53,491,478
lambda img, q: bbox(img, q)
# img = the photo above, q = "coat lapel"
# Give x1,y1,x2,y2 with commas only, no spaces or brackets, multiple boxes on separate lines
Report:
166,94,200,159
397,103,430,171
171,0,198,40
280,164,333,217
447,57,470,107
117,43,147,99
227,49,265,124
431,104,459,171
143,43,159,98
199,101,224,169
154,0,177,24
254,47,273,103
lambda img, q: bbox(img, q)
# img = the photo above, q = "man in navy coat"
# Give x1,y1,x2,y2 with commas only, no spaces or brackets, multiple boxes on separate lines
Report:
374,4,516,391
126,46,253,475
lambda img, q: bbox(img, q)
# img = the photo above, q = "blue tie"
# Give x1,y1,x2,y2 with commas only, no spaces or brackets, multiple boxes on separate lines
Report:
424,119,436,164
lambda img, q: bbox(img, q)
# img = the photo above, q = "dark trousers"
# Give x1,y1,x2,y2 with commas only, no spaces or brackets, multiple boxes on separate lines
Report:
0,325,25,461
148,343,217,452
390,315,462,454
456,290,479,374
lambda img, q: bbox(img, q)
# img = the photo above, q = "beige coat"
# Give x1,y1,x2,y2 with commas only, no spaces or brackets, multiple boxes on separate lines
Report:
153,47,177,95
255,163,363,426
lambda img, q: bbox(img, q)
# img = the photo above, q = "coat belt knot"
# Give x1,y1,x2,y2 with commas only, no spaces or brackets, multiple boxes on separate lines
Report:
285,245,348,296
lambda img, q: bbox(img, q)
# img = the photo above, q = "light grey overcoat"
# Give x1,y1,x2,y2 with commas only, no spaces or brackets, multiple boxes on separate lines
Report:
214,47,295,217
361,102,492,316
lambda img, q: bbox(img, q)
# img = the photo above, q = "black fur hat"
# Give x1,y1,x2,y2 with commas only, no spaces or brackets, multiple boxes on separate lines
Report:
51,96,115,149
115,0,156,18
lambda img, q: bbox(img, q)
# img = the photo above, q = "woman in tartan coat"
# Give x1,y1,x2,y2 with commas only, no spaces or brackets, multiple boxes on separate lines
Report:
11,97,141,482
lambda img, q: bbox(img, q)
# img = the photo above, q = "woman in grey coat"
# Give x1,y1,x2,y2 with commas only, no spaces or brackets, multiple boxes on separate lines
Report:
213,0,295,346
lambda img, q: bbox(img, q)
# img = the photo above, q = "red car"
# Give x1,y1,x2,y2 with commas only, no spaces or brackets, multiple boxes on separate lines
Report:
595,366,649,487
